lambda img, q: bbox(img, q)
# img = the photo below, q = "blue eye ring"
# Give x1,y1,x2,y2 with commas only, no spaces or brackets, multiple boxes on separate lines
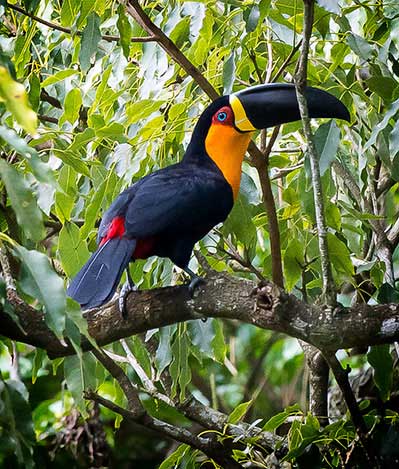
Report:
217,111,227,122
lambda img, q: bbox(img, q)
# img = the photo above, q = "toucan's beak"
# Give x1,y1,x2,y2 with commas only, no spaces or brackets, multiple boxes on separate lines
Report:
229,83,350,132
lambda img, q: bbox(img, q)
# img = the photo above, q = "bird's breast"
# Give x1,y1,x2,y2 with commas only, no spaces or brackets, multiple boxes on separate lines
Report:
205,124,252,199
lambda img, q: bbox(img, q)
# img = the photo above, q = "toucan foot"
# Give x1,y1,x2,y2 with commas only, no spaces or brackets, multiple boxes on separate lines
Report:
183,267,206,321
183,267,206,297
118,271,137,319
188,275,206,297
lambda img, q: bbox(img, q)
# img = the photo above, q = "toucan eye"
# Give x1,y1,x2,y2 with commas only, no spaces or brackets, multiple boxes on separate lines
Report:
217,111,227,122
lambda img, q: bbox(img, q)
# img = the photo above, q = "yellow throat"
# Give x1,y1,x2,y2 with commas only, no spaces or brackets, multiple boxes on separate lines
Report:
205,125,253,199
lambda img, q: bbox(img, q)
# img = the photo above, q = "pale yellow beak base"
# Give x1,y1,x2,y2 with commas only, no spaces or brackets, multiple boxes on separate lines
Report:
229,94,257,132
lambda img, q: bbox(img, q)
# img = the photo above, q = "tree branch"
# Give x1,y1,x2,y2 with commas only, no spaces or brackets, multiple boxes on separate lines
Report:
301,342,329,426
2,271,399,358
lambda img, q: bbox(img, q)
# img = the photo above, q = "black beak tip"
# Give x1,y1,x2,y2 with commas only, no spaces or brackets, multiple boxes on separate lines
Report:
306,86,351,123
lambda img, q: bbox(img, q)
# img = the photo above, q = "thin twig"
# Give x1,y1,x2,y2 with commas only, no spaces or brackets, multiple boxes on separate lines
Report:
85,390,213,453
38,115,59,124
91,347,144,417
294,0,335,305
119,340,175,407
272,40,302,82
271,161,304,180
7,3,156,43
323,354,368,434
295,0,333,428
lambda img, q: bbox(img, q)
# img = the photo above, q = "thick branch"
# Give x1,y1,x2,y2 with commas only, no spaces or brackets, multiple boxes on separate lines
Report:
2,272,399,358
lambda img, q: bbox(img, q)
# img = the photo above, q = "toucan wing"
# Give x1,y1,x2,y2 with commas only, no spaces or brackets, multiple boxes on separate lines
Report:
123,165,233,238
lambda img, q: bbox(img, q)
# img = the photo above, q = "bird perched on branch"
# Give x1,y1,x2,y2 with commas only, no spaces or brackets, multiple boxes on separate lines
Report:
67,83,349,316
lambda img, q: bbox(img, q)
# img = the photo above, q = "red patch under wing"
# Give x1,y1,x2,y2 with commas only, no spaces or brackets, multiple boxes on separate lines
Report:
99,216,126,246
133,237,156,259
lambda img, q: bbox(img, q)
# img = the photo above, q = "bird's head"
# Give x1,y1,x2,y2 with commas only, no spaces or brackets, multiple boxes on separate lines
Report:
185,83,350,198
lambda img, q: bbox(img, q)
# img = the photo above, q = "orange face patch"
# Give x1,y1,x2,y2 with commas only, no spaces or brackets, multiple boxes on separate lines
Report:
205,123,253,199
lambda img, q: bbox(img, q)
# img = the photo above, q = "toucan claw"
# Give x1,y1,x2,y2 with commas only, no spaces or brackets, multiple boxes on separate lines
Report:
188,275,206,297
118,269,136,319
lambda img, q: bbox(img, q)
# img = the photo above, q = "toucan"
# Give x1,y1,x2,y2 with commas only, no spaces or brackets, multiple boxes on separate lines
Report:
67,83,349,315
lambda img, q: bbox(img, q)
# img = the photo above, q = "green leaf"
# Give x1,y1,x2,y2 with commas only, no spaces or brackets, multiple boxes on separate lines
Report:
0,160,44,242
54,165,77,223
246,4,260,32
158,444,189,469
365,98,399,151
227,400,252,424
155,325,175,379
130,336,152,378
211,320,226,363
76,0,95,28
223,189,257,249
79,12,101,72
80,178,107,238
284,413,320,461
325,203,341,231
389,119,399,158
263,404,302,432
377,283,399,303
64,353,97,415
0,378,35,466
327,232,354,277
30,67,43,103
22,0,40,14
41,69,79,87
53,149,91,177
284,239,304,291
0,125,54,184
170,325,191,401
14,245,66,338
60,88,82,125
367,76,399,103
117,5,132,58
314,120,341,175
60,0,78,27
367,345,393,402
0,65,37,134
223,51,236,95
32,349,46,384
95,122,126,140
347,33,373,61
126,100,164,124
68,128,95,152
189,319,214,358
58,222,90,278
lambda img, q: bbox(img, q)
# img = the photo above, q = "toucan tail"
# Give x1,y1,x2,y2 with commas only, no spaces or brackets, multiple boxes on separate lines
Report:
66,237,136,309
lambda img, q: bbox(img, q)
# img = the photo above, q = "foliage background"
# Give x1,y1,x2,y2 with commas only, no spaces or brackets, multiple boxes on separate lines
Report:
1,0,399,467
